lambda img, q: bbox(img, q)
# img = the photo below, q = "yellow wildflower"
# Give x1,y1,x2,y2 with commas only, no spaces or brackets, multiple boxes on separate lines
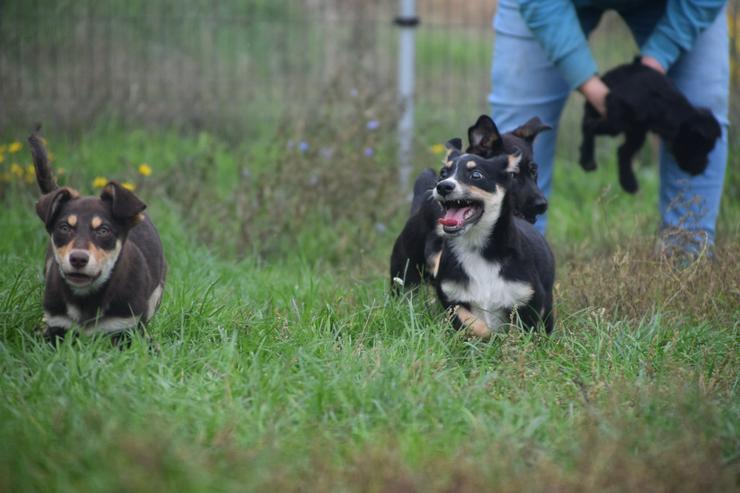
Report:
121,181,137,191
57,167,66,175
92,176,108,188
8,142,22,154
48,152,55,163
24,165,35,184
429,143,446,155
138,163,152,176
10,163,23,177
0,154,4,164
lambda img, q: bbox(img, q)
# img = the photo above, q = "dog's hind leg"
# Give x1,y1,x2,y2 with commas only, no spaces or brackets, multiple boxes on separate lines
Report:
579,106,599,171
617,127,647,194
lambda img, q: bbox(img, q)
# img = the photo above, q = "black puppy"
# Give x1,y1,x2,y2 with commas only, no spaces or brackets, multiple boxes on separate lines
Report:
433,148,555,337
30,130,166,340
390,115,550,292
579,58,721,193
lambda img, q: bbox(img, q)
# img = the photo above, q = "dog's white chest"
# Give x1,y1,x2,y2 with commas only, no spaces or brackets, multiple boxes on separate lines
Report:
440,251,533,331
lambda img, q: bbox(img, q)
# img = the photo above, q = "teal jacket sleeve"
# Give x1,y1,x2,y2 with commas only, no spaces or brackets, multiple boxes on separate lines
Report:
518,0,598,91
641,0,727,70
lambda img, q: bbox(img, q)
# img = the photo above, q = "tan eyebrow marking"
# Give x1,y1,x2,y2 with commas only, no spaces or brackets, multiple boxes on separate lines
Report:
506,153,522,173
91,216,102,229
67,215,77,226
466,160,477,169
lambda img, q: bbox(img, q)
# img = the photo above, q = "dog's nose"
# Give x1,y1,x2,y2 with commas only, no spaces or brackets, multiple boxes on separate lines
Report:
533,197,548,215
69,251,90,269
436,180,456,196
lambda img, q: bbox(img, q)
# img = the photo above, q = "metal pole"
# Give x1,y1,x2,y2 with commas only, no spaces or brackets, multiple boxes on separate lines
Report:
395,0,418,193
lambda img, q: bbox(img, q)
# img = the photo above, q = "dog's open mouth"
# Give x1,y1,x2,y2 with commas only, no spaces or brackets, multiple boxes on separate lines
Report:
63,272,99,286
438,199,484,234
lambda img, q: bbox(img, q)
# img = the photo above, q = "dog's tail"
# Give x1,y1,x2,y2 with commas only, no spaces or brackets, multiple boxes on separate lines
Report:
28,125,58,194
410,168,437,215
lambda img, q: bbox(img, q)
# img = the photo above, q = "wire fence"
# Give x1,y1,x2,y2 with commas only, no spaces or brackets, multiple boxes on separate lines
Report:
0,1,489,134
1,0,738,157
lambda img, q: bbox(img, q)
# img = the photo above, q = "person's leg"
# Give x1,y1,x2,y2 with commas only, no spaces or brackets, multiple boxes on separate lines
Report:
622,4,729,252
489,0,602,233
660,7,729,252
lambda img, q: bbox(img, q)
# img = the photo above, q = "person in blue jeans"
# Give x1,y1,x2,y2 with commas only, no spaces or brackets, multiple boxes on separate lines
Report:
489,0,729,253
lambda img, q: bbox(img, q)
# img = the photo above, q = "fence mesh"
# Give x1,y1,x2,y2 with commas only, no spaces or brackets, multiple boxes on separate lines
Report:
1,0,738,160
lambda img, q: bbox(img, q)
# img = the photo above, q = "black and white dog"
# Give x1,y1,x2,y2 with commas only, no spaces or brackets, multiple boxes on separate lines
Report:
390,115,550,292
432,144,555,337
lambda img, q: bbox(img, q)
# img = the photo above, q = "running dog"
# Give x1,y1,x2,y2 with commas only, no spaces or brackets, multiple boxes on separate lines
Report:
433,147,555,337
390,115,550,292
30,129,166,341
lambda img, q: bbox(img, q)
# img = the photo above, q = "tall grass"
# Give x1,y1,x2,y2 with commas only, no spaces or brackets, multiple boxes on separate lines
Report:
0,119,737,491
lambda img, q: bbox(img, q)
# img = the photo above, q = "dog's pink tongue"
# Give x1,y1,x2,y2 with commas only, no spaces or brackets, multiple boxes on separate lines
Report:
439,207,470,227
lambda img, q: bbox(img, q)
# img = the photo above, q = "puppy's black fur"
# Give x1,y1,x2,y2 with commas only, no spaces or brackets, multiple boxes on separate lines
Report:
30,129,166,341
390,115,550,292
579,58,721,193
432,147,555,336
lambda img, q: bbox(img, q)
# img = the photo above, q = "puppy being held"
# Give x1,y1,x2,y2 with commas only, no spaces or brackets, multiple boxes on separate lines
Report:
390,114,550,292
30,129,166,341
433,146,555,337
579,57,721,194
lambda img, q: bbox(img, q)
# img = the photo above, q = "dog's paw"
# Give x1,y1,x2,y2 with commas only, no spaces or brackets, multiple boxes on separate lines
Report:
42,325,68,346
579,158,597,171
619,175,639,194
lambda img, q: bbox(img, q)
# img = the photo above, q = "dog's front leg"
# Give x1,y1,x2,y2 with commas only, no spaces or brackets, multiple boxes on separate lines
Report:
424,234,443,279
449,305,491,339
617,127,647,194
42,325,69,345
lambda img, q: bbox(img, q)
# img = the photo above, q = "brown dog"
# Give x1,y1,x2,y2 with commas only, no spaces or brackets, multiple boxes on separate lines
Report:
30,130,166,340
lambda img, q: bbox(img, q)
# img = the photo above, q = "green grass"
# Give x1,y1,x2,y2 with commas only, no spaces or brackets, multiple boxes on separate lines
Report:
0,124,737,492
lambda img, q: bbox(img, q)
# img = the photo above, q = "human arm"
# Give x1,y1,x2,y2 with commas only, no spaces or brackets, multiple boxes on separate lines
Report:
641,0,726,72
518,0,599,91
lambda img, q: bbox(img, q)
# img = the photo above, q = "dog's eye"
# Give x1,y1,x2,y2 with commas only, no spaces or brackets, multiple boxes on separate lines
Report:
57,223,72,234
96,225,112,237
470,170,483,180
439,167,450,178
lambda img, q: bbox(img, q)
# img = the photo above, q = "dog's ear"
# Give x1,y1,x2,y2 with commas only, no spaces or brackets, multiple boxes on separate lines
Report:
511,117,551,143
446,138,462,151
672,109,721,175
444,138,463,161
691,108,722,142
36,187,78,231
100,181,147,227
467,115,503,154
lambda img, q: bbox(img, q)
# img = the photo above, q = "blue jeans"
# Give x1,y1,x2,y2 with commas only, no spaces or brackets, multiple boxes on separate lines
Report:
489,0,729,248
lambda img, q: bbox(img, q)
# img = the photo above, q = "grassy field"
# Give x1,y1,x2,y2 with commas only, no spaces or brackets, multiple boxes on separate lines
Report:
0,2,738,490
0,120,737,492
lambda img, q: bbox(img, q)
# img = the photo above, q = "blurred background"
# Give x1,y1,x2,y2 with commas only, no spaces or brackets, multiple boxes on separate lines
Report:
1,0,738,263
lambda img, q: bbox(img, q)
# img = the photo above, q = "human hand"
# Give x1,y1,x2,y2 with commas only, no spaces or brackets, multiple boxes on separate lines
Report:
640,55,666,74
578,76,609,117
